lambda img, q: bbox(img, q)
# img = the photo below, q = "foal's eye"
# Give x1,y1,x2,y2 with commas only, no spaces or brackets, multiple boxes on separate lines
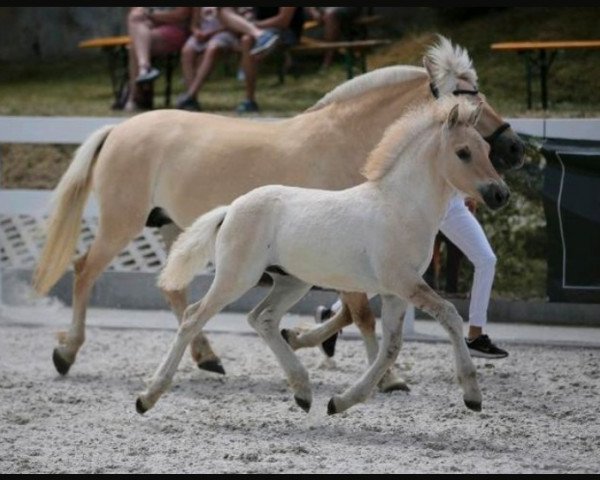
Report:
456,147,471,162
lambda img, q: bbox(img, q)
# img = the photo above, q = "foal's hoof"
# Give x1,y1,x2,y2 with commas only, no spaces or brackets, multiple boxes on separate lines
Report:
327,397,338,415
464,399,482,412
197,359,226,375
320,332,338,358
294,396,311,413
135,397,148,415
52,348,72,376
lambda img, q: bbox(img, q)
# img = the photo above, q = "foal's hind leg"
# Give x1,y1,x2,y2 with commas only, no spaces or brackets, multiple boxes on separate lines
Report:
159,222,224,375
343,292,409,393
248,274,313,412
53,219,144,375
328,294,407,415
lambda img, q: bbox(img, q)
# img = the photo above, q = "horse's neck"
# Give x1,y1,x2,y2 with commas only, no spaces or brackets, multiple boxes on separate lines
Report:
376,136,455,225
294,78,431,184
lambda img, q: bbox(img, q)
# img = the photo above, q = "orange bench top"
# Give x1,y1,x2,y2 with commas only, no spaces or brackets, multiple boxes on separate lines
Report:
78,35,131,49
491,40,600,51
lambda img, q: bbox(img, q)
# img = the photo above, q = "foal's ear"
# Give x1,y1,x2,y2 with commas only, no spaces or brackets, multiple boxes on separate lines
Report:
468,101,484,126
446,103,460,129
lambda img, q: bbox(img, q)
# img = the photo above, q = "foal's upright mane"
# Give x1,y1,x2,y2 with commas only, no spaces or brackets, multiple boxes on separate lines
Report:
306,34,478,113
361,96,477,181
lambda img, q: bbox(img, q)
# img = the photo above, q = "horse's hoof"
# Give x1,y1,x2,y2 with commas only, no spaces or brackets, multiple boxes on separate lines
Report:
320,332,338,358
381,381,410,393
280,328,291,344
135,397,148,415
197,359,226,375
327,397,338,415
464,399,482,412
294,395,311,413
52,348,72,376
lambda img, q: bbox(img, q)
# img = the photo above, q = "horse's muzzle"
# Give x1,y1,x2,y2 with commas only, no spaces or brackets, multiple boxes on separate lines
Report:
480,183,510,210
489,130,525,172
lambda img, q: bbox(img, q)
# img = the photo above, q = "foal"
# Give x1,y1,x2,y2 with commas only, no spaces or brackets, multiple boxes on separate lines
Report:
136,96,509,415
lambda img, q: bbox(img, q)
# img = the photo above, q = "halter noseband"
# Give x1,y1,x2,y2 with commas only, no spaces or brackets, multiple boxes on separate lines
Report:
429,82,511,144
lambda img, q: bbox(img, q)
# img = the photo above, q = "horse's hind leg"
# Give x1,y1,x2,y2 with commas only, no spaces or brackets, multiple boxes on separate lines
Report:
409,281,482,411
159,222,224,375
53,218,144,375
328,294,407,415
343,292,409,393
248,274,313,412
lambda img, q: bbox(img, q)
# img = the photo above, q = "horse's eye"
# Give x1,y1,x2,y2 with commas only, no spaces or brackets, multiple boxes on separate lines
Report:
456,147,471,162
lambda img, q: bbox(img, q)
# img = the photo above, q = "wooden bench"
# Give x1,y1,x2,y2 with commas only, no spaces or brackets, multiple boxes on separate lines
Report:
78,35,179,109
490,40,600,110
288,38,391,80
277,12,387,83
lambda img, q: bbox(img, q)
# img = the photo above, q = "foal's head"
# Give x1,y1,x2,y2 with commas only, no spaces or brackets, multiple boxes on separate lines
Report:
424,34,525,172
438,97,510,210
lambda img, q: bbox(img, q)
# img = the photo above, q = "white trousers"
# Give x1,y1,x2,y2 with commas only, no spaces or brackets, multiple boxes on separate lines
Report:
331,194,496,328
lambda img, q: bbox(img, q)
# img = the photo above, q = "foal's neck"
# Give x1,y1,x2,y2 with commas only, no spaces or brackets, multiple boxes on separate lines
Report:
375,134,455,223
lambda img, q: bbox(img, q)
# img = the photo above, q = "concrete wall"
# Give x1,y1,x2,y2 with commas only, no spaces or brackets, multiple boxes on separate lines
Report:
0,7,128,61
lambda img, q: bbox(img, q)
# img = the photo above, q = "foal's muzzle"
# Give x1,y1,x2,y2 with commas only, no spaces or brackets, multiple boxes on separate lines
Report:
480,183,510,210
487,125,525,172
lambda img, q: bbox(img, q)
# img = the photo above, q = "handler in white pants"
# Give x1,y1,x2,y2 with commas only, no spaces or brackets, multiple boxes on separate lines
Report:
318,193,508,359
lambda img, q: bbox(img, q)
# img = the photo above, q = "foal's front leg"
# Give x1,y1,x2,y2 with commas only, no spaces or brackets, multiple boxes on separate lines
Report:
328,295,406,414
409,281,482,411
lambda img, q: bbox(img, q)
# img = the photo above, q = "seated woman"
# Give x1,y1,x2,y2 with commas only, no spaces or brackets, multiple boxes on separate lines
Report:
124,6,192,112
176,6,242,111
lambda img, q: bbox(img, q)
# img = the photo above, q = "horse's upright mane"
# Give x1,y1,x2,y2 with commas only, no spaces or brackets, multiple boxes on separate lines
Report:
307,34,478,112
425,34,478,94
306,66,427,112
361,96,477,181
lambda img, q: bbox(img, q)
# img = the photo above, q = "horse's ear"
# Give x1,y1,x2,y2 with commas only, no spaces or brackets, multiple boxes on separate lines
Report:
469,101,484,126
423,56,435,80
446,104,460,129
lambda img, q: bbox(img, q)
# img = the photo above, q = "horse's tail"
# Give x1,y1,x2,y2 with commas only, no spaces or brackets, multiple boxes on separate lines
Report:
32,124,115,295
158,206,229,292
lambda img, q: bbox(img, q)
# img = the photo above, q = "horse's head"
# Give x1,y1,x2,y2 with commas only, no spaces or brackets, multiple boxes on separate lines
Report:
440,98,510,211
424,35,525,172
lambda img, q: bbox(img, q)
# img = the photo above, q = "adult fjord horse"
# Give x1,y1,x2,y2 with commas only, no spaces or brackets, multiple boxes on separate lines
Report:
138,96,508,415
33,36,524,385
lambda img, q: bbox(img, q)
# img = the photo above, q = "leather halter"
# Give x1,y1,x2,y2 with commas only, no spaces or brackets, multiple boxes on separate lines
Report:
429,82,511,144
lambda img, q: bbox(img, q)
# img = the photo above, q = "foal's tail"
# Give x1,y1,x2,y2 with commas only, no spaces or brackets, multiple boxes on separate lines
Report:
158,206,229,292
32,124,115,295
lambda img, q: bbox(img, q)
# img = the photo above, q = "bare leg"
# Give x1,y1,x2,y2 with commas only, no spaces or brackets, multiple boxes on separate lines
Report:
409,281,482,411
328,294,406,414
218,7,263,39
240,34,258,102
159,222,224,374
247,274,313,411
187,45,223,98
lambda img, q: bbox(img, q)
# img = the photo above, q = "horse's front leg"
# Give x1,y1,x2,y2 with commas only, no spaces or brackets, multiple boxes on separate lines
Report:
159,222,225,375
328,294,406,414
280,299,352,354
409,281,482,411
248,275,313,412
